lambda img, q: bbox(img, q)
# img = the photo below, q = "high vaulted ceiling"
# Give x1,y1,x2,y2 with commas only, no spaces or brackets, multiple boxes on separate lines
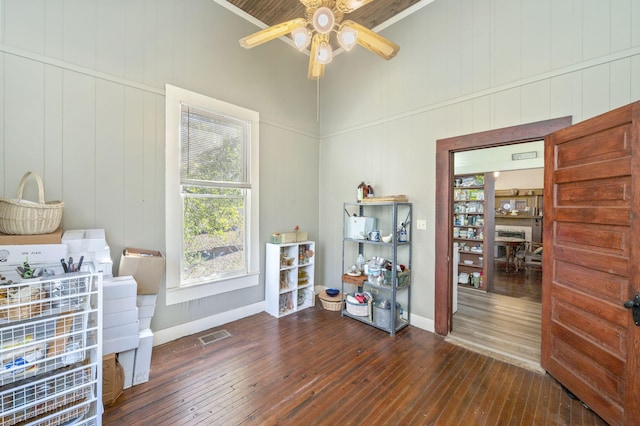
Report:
218,0,430,51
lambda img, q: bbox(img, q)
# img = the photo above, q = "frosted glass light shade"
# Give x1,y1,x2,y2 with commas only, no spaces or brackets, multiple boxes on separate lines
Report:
337,25,358,51
292,27,312,50
312,7,335,34
316,41,333,64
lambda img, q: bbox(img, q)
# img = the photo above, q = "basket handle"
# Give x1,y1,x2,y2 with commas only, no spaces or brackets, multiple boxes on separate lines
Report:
16,171,46,204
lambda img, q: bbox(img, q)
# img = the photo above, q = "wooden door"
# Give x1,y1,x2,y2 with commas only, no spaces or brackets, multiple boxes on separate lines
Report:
543,102,640,426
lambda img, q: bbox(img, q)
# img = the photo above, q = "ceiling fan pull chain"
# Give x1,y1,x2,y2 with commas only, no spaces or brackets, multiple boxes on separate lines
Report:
316,77,320,122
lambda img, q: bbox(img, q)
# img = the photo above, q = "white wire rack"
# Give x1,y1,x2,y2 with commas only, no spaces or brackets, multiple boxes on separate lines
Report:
0,264,102,426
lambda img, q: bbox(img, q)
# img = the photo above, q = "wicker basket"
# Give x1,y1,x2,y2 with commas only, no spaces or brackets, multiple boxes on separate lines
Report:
346,295,369,317
0,171,63,235
318,291,342,311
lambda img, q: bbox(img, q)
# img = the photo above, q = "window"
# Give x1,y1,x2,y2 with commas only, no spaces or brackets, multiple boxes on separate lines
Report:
165,85,259,305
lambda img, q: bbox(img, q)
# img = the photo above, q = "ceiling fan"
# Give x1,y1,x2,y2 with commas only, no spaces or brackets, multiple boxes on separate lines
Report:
239,0,400,79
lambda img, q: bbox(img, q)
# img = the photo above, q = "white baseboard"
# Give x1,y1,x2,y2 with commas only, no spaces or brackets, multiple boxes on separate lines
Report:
152,301,265,346
409,313,435,333
152,299,434,347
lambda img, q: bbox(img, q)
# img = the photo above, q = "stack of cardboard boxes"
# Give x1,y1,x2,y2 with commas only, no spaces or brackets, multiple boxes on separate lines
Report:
112,248,164,391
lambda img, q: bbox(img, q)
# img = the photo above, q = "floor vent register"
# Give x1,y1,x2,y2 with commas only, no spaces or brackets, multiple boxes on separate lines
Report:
199,329,232,345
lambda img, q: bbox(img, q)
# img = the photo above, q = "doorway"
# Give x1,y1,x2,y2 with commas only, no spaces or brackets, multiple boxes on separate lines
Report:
449,161,544,368
433,117,572,344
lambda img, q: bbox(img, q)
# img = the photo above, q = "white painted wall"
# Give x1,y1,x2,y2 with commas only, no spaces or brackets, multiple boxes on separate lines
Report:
319,0,640,324
0,0,320,338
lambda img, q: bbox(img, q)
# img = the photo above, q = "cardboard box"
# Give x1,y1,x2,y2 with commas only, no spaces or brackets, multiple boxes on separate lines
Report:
137,294,157,317
104,321,139,342
104,308,139,329
103,353,124,406
270,231,308,244
347,217,376,239
270,232,296,244
104,276,137,300
62,229,107,252
103,333,140,355
117,350,136,389
0,227,62,245
133,328,154,385
103,296,137,315
118,248,165,295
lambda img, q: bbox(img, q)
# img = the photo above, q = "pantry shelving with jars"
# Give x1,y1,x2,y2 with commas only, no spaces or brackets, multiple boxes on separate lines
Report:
341,201,412,336
0,262,102,426
265,241,315,317
453,173,494,291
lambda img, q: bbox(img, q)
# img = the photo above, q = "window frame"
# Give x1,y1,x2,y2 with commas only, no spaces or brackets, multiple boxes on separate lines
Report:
165,84,260,305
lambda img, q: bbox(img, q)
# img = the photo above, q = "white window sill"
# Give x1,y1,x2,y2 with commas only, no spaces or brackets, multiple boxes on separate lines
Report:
166,272,260,305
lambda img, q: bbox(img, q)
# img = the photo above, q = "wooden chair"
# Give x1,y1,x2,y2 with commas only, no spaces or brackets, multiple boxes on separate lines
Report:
518,242,542,273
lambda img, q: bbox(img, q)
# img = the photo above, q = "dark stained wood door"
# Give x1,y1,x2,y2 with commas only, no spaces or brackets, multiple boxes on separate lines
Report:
543,102,640,426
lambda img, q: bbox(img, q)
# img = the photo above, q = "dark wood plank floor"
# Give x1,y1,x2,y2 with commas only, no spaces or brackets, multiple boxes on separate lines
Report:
103,301,607,425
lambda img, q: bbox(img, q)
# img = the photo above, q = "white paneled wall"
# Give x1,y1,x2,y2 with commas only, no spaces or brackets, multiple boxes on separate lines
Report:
319,0,640,323
0,0,320,338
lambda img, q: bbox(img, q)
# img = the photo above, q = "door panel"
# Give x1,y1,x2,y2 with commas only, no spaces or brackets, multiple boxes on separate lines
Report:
543,102,640,426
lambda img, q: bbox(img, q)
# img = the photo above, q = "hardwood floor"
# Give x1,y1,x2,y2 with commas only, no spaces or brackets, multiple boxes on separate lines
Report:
103,301,606,425
450,286,542,372
491,267,542,303
450,268,542,371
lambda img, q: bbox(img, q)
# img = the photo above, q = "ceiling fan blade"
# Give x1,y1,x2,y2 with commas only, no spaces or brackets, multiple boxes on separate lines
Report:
299,0,323,8
335,0,376,13
239,18,308,49
341,20,399,60
308,34,325,79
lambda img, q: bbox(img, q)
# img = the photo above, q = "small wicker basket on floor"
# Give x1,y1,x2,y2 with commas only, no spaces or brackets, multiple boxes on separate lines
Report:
0,171,63,235
318,291,342,311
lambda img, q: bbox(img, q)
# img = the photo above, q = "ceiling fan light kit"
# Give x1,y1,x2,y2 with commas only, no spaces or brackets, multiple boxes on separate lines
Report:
337,25,358,51
238,0,400,79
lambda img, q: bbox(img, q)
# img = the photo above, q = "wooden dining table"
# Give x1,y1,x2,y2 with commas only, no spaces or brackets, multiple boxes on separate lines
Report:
495,236,526,273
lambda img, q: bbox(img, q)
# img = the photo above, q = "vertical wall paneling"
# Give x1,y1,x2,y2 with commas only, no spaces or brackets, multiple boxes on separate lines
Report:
521,80,551,124
633,0,640,46
123,87,144,247
582,63,611,119
61,72,96,228
4,0,44,54
548,74,574,120
43,65,64,201
95,79,125,237
62,0,96,68
492,88,522,129
155,0,175,88
154,96,165,249
471,0,492,92
633,56,640,100
142,92,159,248
125,0,145,83
142,0,159,88
582,0,610,60
610,0,631,52
4,55,45,192
459,0,474,95
95,0,126,78
520,0,550,78
44,0,64,59
610,58,632,109
550,0,581,70
492,0,521,86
